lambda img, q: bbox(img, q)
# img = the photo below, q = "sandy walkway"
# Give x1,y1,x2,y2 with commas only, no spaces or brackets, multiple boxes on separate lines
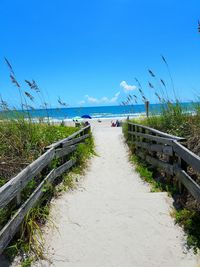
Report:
34,122,199,267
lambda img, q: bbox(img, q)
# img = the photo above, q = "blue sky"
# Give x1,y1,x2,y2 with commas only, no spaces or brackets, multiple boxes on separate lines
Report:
0,0,200,108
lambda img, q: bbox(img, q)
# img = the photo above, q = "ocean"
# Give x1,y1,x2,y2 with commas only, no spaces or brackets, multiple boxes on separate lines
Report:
2,102,195,122
21,102,194,121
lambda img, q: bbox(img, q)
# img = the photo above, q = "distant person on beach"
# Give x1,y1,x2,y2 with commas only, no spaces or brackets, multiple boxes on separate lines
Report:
111,121,116,127
116,120,120,127
84,121,90,126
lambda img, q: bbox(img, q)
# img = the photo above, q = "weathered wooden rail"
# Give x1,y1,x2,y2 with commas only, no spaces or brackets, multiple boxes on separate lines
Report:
0,125,91,254
127,122,200,202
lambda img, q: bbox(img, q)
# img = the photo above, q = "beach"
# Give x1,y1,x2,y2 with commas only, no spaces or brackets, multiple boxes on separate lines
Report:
1,1,200,265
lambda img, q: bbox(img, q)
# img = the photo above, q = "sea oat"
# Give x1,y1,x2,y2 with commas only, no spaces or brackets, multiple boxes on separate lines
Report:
148,82,154,88
25,92,34,101
10,74,20,88
4,57,15,75
148,69,155,77
160,79,166,87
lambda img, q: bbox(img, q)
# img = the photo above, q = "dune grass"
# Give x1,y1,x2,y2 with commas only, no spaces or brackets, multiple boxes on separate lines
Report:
123,101,200,252
1,120,94,263
121,54,200,252
0,120,78,184
0,59,95,263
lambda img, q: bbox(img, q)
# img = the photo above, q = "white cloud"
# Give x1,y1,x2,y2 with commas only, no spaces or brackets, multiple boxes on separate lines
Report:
120,81,137,92
101,96,109,103
85,95,99,104
79,100,85,105
83,92,120,105
110,92,120,103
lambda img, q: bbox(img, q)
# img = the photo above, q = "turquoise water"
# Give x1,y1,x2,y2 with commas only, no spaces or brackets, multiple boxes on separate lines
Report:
2,102,195,120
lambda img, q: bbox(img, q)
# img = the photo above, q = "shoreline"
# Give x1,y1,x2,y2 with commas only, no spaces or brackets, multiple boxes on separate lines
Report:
54,117,129,127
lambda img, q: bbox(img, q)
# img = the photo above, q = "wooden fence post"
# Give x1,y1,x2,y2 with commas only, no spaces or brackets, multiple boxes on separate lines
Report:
131,124,134,143
166,152,175,184
135,125,139,152
128,123,131,142
177,157,187,193
145,101,149,118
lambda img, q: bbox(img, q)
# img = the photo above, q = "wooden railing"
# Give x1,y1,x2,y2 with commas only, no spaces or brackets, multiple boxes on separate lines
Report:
0,125,91,254
127,122,200,202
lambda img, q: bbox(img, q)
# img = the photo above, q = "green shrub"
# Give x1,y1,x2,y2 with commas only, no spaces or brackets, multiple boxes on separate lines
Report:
175,209,200,253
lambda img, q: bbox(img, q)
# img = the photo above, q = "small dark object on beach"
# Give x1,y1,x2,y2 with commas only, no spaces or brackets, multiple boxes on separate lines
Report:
84,121,90,126
111,121,116,127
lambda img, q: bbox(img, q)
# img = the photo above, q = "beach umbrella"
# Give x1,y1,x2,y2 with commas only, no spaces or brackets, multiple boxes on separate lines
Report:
81,114,92,119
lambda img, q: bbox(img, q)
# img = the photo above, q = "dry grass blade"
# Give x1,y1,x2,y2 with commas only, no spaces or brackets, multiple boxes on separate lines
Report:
135,77,142,89
58,97,68,107
138,88,143,94
25,92,34,101
0,96,9,111
155,92,161,101
142,95,147,101
160,79,166,87
161,54,167,65
25,80,32,87
10,74,20,88
148,82,154,88
148,69,155,77
161,54,176,98
4,57,15,75
133,95,137,103
25,79,40,92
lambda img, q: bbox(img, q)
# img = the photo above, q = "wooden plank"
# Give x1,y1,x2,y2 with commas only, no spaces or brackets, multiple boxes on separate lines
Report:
16,192,21,205
63,134,90,147
137,151,174,175
0,169,54,255
128,122,184,141
163,146,173,156
177,155,187,193
0,148,55,209
134,141,173,156
173,141,200,173
134,141,149,150
55,145,76,158
128,131,174,146
145,155,174,175
46,125,91,149
54,159,76,177
0,159,76,255
175,169,200,203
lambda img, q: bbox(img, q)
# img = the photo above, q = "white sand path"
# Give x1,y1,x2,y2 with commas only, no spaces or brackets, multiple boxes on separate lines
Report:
35,122,199,267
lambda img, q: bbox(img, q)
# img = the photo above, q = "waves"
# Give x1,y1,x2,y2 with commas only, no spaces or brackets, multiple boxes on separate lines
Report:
4,102,194,121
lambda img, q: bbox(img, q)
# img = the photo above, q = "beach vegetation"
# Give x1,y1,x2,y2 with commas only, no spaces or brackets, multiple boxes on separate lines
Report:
0,59,95,263
123,55,200,252
130,155,160,192
125,120,200,252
